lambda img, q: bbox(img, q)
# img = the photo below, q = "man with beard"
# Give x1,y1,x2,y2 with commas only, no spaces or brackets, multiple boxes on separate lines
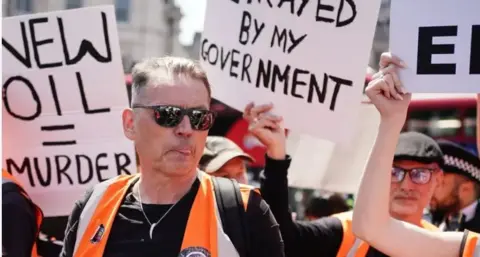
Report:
430,139,480,232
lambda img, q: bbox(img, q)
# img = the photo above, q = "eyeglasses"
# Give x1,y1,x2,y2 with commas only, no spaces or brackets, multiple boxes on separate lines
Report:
132,104,216,131
391,166,436,185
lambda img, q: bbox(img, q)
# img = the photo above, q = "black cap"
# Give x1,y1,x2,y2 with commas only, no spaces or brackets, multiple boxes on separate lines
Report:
394,132,444,166
438,139,480,184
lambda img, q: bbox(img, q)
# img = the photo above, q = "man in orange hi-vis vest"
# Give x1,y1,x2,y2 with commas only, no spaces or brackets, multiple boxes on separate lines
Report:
350,52,480,257
2,169,43,257
59,57,285,257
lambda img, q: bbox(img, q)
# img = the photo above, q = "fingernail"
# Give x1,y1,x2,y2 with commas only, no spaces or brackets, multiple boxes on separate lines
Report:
397,94,404,100
400,61,407,68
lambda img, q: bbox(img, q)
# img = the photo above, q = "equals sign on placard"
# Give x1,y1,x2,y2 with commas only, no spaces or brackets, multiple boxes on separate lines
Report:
41,124,77,146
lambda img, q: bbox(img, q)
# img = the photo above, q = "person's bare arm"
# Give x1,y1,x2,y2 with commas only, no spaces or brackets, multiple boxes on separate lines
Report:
352,119,463,257
351,53,464,257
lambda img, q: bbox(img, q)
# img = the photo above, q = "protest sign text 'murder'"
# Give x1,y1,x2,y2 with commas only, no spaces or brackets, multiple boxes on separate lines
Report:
2,6,136,216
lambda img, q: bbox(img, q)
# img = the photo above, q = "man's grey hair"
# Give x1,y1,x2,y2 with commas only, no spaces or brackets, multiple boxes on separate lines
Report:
130,56,212,104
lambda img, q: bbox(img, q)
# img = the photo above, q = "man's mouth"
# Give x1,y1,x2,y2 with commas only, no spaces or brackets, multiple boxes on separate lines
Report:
172,148,192,155
395,196,418,201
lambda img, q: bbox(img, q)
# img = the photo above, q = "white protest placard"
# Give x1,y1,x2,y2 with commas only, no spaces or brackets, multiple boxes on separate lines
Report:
286,103,380,193
390,0,480,93
201,0,382,144
2,6,137,217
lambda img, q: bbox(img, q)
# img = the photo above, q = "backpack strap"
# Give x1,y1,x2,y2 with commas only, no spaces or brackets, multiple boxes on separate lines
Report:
212,176,250,257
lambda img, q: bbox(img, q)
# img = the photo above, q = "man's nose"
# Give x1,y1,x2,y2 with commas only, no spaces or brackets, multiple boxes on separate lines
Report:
175,115,193,137
399,174,416,190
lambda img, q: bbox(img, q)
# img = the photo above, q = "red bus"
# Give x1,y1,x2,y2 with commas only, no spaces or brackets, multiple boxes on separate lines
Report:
405,94,477,155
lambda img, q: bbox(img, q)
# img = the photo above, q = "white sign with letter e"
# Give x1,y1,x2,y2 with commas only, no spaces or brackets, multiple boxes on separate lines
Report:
201,0,382,144
390,0,480,93
2,6,136,216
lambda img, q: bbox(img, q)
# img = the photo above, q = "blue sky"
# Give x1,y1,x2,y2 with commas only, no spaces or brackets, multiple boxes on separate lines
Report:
176,0,206,45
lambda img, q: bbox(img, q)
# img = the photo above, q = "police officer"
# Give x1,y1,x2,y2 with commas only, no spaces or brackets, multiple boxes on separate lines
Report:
351,51,480,257
430,140,480,232
2,169,43,257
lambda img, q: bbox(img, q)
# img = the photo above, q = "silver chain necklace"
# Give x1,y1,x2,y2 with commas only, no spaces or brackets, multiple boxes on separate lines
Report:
136,184,178,240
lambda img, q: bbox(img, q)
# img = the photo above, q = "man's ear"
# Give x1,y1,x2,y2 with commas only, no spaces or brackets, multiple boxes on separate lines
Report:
122,108,135,140
459,181,475,198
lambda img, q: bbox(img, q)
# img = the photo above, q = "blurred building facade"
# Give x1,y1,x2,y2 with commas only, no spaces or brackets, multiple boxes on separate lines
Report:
2,0,189,72
369,0,391,70
184,32,202,60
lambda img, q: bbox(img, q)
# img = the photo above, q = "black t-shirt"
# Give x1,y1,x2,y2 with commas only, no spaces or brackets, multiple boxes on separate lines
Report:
260,155,389,257
2,183,38,257
37,216,68,257
60,175,284,257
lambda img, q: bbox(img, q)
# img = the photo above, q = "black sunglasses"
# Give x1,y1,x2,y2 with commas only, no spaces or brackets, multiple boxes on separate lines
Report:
391,166,436,185
132,104,216,131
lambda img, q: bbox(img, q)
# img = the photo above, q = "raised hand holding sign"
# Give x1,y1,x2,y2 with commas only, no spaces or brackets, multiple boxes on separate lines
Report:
365,53,411,124
243,102,286,160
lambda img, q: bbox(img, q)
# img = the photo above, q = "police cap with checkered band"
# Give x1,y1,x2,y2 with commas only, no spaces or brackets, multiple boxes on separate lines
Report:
437,139,480,184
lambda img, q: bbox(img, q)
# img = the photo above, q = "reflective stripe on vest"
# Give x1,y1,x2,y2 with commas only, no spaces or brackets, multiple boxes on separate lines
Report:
2,169,43,257
462,230,480,257
333,211,439,257
73,172,253,257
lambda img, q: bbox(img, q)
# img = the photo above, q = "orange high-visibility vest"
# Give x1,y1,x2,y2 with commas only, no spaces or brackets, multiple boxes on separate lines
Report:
2,169,43,257
333,211,439,257
73,172,254,257
461,230,480,257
